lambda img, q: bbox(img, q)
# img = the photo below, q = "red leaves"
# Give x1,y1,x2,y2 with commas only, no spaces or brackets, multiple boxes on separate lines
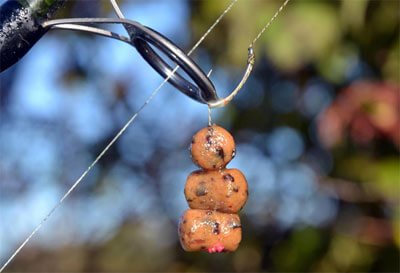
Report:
317,81,400,148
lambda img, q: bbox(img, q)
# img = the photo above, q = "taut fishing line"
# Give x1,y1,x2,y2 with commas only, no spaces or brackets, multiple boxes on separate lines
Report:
0,0,290,270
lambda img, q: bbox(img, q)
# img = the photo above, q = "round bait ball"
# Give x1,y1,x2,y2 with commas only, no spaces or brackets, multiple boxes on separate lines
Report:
184,168,248,213
190,125,236,170
179,209,242,252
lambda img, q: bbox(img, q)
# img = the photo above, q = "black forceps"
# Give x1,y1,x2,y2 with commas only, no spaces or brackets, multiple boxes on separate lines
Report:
0,0,254,107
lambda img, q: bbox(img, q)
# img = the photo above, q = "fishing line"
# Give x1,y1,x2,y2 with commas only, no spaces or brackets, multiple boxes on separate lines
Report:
0,0,291,270
206,69,213,126
0,1,237,271
250,0,290,47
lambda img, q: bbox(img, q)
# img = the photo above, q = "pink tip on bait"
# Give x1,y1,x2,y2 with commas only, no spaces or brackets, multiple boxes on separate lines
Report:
207,243,225,253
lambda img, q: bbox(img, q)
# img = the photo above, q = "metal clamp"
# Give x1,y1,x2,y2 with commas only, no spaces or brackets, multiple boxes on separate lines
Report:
42,18,219,104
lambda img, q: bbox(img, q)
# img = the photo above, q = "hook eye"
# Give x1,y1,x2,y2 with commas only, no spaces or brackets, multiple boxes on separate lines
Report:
128,24,218,104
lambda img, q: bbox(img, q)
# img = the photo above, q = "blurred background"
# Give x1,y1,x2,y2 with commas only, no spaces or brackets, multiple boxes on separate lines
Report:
0,0,399,272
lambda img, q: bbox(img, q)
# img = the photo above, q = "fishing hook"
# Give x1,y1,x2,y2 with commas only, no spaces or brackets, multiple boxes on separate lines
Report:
208,47,255,108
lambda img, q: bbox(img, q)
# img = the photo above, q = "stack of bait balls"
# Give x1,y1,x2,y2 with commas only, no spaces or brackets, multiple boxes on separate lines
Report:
179,125,248,253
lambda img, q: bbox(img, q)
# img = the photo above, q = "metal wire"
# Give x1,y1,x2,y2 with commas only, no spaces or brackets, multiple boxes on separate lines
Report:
50,23,131,43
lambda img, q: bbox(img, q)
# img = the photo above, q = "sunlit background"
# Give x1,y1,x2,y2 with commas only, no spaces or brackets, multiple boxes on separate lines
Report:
0,0,399,272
